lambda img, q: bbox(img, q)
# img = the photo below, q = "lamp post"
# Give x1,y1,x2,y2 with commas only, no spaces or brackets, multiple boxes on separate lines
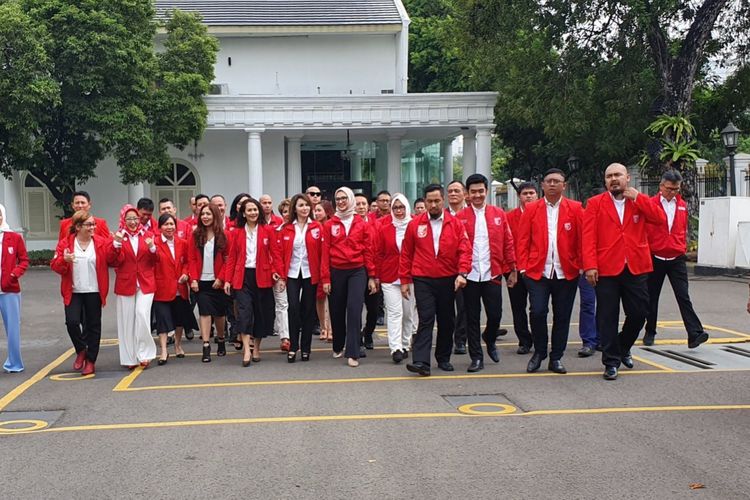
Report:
721,122,741,196
567,155,580,200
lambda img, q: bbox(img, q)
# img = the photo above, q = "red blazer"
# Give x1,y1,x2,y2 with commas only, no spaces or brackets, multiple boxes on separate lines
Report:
51,234,110,306
0,232,28,293
154,236,190,301
58,216,111,241
376,218,408,283
224,225,275,289
107,232,159,295
506,207,523,239
582,192,666,276
266,214,284,228
272,221,323,285
187,234,229,283
175,219,192,240
647,194,688,259
516,197,584,280
399,210,473,283
455,204,516,278
183,214,197,226
320,215,376,284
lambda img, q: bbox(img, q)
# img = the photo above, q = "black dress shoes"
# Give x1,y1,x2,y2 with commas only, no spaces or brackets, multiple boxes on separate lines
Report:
603,366,618,380
578,345,596,357
453,343,467,355
406,362,431,376
359,347,367,358
437,361,455,372
621,352,634,369
482,331,500,363
548,360,566,374
688,332,709,349
516,345,531,355
498,328,508,336
642,332,656,346
392,350,404,364
467,359,484,372
526,353,544,373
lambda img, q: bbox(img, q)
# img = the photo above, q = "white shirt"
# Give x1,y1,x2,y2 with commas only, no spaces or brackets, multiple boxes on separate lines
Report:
468,205,491,282
341,216,354,236
429,212,444,257
448,204,465,216
543,198,566,279
72,238,99,293
200,237,215,281
660,195,677,232
395,224,407,252
244,226,257,268
128,233,140,256
288,221,311,279
611,194,626,224
162,234,175,260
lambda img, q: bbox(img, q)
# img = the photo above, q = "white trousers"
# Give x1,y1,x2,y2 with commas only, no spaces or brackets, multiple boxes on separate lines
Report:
382,282,416,353
273,281,289,340
117,290,156,365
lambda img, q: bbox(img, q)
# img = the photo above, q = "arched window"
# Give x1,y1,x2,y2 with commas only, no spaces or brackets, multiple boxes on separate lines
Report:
22,173,64,239
152,161,199,219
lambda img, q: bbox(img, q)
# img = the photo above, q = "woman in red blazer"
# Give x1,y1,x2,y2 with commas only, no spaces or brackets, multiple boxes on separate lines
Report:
153,213,193,364
273,194,323,362
51,210,110,375
0,204,29,373
320,187,377,367
313,200,333,342
108,204,159,369
188,202,229,363
223,198,275,366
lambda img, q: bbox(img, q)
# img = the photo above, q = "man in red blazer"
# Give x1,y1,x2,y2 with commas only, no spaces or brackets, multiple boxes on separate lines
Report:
506,181,538,354
158,198,192,240
643,170,707,348
583,163,665,380
260,194,284,227
456,174,516,372
400,184,472,376
517,169,584,374
58,191,112,241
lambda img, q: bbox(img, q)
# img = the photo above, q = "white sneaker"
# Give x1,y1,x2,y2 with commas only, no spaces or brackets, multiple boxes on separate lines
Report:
333,351,343,358
347,358,359,367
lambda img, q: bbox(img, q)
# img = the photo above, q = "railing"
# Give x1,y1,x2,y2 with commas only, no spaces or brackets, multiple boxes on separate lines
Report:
639,174,728,199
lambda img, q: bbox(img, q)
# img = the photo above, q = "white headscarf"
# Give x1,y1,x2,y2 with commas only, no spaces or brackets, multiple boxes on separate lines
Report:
390,193,412,230
0,203,11,232
334,186,356,220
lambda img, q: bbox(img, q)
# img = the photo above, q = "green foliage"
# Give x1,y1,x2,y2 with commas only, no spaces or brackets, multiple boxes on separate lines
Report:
27,249,54,266
639,114,701,172
0,1,218,215
645,115,696,143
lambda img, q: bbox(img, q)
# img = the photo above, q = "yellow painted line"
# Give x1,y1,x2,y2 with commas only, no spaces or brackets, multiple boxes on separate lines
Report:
49,373,96,382
631,355,675,372
3,403,749,436
0,348,75,412
112,366,145,392
702,324,750,339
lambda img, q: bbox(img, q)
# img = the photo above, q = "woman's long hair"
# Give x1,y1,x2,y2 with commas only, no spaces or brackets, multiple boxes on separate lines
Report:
319,200,334,220
193,203,227,250
288,194,312,223
229,193,251,223
236,198,266,228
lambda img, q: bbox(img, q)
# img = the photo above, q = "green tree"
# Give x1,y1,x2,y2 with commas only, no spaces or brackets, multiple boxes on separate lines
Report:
0,0,218,215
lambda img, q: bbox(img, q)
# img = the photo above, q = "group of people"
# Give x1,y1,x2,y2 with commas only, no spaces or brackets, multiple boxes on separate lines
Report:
0,162,736,380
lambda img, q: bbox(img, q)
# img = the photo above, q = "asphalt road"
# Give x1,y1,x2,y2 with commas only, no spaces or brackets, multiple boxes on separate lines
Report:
0,268,749,499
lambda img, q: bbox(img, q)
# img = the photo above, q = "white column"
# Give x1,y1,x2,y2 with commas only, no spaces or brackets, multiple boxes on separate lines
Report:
246,128,265,198
350,151,362,181
387,133,403,195
405,153,418,201
462,130,476,182
475,125,493,183
286,133,303,196
396,20,410,94
441,139,453,185
128,183,144,205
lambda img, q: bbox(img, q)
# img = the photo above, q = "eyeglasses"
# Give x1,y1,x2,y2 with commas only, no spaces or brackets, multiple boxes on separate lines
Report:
543,178,564,185
307,191,322,197
661,186,680,192
82,223,97,228
124,217,139,222
335,196,349,202
392,205,406,211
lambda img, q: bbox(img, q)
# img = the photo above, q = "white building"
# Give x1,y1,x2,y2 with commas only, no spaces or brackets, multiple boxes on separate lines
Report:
5,0,497,249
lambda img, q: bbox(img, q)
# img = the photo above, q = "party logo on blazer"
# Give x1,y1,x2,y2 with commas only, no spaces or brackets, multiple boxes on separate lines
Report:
8,247,14,255
263,237,269,246
283,235,291,241
331,225,340,237
494,217,503,226
417,224,428,238
564,222,572,231
678,206,687,211
310,228,320,240
633,215,640,224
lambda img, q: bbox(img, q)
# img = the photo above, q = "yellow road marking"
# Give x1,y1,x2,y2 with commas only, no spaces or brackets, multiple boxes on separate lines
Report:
49,373,96,382
3,403,749,436
457,403,517,415
630,355,675,372
0,348,74,412
701,324,750,339
112,365,145,391
0,419,49,433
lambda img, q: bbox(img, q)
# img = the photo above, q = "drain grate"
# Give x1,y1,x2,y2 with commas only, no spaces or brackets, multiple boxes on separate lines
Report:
722,346,750,359
641,347,715,369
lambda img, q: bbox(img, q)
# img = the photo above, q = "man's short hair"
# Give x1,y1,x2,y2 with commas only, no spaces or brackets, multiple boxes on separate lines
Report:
376,190,391,199
72,190,91,202
414,197,425,206
195,193,210,203
661,170,683,183
544,168,566,180
465,173,489,190
136,197,154,211
447,180,465,190
354,193,370,203
210,194,225,202
158,197,173,206
424,183,445,197
517,182,537,194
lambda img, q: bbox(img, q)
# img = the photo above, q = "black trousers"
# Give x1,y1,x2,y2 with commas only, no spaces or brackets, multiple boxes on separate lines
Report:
287,274,317,354
645,256,704,339
506,272,533,348
595,268,649,368
65,292,102,362
464,278,503,362
412,276,456,365
525,275,578,361
362,288,380,338
329,267,366,359
453,288,467,346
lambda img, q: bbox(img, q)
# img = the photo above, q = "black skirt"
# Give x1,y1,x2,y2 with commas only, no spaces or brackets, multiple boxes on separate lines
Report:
153,297,194,333
196,280,229,317
234,268,275,338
